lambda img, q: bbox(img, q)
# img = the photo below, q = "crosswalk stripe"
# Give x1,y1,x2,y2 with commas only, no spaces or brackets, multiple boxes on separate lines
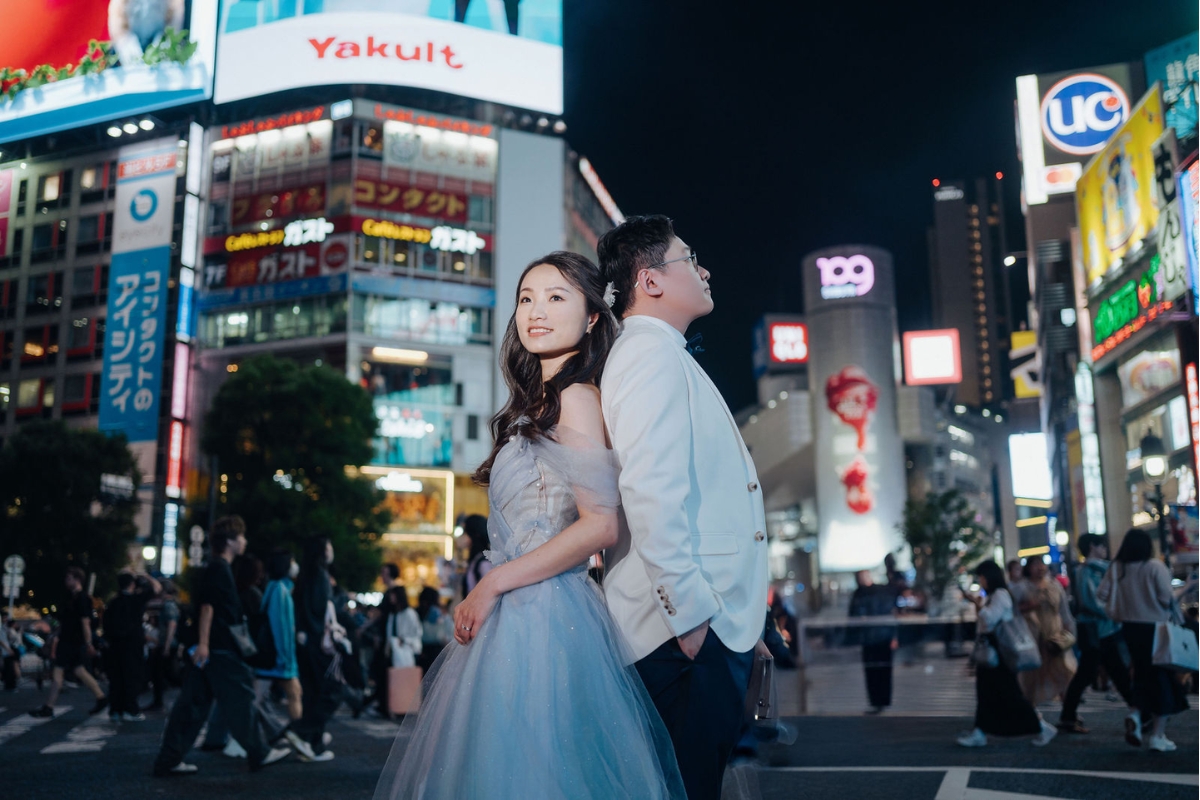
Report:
0,706,71,746
41,713,117,754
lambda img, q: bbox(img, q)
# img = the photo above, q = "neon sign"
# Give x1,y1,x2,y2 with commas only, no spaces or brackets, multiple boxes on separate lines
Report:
1091,255,1173,361
769,322,808,364
817,255,875,299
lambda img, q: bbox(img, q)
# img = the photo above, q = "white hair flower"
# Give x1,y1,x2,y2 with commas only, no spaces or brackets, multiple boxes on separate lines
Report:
603,282,618,309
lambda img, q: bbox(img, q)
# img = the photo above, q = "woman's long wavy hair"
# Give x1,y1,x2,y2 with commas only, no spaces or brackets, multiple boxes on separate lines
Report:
473,251,618,485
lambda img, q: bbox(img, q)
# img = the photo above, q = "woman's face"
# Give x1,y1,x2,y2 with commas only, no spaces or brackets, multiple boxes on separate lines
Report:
977,574,990,592
1027,559,1046,582
515,264,597,359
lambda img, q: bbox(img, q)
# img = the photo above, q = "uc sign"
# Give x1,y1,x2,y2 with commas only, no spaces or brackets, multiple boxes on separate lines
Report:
1041,73,1129,156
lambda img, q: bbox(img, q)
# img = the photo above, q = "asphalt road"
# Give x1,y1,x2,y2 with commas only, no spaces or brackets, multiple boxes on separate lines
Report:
0,685,1194,799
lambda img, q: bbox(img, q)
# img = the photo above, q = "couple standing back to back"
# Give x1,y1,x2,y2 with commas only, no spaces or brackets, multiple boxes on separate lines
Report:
374,215,770,800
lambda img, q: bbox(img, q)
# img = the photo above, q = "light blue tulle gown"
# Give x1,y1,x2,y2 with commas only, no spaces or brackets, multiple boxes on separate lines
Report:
373,425,685,800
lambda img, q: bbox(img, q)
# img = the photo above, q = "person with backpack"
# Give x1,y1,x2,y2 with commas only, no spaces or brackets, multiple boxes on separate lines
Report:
253,549,314,759
102,571,160,721
957,560,1056,748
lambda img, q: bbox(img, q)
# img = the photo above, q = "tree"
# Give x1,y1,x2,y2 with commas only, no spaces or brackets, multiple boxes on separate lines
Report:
201,354,390,590
0,421,140,609
899,489,993,604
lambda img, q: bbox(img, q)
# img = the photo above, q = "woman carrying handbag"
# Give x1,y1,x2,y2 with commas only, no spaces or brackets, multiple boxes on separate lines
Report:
1097,529,1188,752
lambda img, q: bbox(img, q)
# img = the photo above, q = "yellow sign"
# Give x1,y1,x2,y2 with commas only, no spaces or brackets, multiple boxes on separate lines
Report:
1077,86,1164,287
1009,330,1042,399
361,219,433,244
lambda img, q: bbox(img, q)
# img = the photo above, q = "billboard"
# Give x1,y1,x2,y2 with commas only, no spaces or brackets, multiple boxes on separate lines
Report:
803,245,905,572
1145,34,1199,142
0,0,216,144
1016,63,1136,204
1076,86,1164,287
98,139,177,443
214,1,562,114
902,329,962,386
1008,433,1053,501
1181,159,1200,315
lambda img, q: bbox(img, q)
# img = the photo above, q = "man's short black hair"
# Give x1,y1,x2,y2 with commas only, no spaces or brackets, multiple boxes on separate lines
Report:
382,563,400,580
117,572,136,591
596,215,676,318
210,515,246,557
1077,533,1107,558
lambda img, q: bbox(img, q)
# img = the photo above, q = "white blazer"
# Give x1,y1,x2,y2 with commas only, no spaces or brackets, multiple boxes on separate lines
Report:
600,315,769,661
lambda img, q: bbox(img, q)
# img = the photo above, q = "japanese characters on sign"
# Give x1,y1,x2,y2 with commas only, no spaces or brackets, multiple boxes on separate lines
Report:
206,235,351,289
99,140,176,443
231,183,326,226
354,178,468,222
1144,35,1199,141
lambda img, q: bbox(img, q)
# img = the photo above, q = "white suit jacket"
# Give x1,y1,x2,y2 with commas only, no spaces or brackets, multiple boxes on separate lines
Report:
600,315,769,661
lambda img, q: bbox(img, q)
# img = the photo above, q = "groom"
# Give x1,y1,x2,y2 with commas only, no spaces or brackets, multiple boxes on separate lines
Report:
598,215,769,800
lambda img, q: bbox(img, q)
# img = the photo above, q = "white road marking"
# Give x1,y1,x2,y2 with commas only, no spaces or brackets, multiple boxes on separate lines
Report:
0,706,71,746
41,712,117,754
935,767,971,800
767,766,1197,786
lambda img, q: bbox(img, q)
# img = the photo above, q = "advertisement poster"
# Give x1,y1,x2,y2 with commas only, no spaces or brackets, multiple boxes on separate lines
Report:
1077,87,1165,286
214,0,563,113
802,245,905,573
0,0,216,143
1180,160,1200,316
98,140,177,443
1144,34,1199,141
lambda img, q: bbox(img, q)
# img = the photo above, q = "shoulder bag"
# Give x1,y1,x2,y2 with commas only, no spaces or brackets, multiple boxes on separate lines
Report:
1152,600,1199,672
994,611,1042,672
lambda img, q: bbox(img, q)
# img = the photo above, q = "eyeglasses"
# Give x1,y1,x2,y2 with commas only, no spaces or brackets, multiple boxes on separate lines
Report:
648,251,699,270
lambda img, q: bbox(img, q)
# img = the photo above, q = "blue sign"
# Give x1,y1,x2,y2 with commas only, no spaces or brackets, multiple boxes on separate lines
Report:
176,271,196,341
197,272,348,311
1041,73,1130,156
1145,34,1199,141
98,246,171,443
130,189,158,222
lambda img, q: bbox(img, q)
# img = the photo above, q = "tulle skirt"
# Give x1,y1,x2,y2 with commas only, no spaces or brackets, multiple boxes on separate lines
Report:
373,568,686,800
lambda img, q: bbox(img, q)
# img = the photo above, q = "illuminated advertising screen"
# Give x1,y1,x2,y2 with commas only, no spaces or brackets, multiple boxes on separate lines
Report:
1181,160,1200,315
1076,86,1164,287
213,0,562,114
0,0,216,144
1015,63,1136,205
902,329,962,386
1145,34,1199,141
1008,433,1053,500
803,245,905,572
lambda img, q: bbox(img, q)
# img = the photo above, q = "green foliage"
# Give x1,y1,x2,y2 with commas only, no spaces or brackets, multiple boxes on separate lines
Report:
0,422,140,609
899,489,993,602
142,28,197,67
201,355,389,590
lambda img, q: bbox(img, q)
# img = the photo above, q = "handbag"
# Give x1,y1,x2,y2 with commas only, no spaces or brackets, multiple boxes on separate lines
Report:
227,617,258,660
994,612,1041,672
1152,602,1200,672
972,636,999,668
743,652,777,724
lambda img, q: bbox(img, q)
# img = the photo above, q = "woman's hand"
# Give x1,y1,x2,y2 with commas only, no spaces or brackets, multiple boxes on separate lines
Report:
453,578,500,645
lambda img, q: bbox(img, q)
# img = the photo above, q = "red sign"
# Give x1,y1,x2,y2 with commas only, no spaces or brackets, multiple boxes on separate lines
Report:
0,218,7,256
231,183,326,226
903,329,963,385
371,103,493,137
0,169,11,214
769,322,808,364
1188,363,1199,480
218,106,327,140
354,178,467,222
118,152,177,180
166,421,185,499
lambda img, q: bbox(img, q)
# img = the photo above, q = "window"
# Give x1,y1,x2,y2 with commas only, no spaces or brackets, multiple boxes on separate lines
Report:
62,373,92,414
0,382,8,414
467,414,479,441
16,379,40,411
0,278,17,320
75,213,110,255
25,272,62,314
356,234,385,266
35,169,72,213
31,220,68,263
67,316,94,355
16,178,27,216
22,325,57,362
0,225,22,268
79,163,109,205
468,196,493,227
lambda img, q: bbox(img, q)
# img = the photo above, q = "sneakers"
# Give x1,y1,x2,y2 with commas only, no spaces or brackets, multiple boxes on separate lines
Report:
153,762,198,777
322,731,332,747
1146,735,1176,753
253,746,292,770
299,749,335,763
29,705,54,718
284,729,316,760
1031,720,1058,747
1124,711,1143,747
956,728,987,747
223,738,248,758
121,712,146,722
88,696,109,715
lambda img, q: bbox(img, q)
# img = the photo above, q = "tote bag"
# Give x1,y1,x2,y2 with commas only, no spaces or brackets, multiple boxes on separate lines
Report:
994,612,1042,672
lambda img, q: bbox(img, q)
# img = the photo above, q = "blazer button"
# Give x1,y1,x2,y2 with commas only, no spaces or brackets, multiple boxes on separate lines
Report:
754,531,765,542
747,481,758,492
667,608,677,617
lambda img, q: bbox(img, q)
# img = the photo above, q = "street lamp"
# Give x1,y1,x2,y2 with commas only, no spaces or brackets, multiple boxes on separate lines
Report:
1140,431,1169,567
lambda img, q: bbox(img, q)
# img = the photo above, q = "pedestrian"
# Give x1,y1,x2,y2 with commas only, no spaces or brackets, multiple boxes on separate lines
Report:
1007,559,1030,606
1017,558,1077,705
152,515,291,776
416,587,452,672
146,581,180,712
380,563,400,591
958,560,1057,748
102,571,160,721
217,553,267,759
292,537,342,762
1058,534,1135,734
461,514,492,596
848,570,898,714
256,549,314,759
384,586,423,670
30,566,108,718
1,611,22,692
1096,528,1189,752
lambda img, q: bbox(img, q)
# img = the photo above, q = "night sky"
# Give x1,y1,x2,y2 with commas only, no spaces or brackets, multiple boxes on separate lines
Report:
563,0,1196,412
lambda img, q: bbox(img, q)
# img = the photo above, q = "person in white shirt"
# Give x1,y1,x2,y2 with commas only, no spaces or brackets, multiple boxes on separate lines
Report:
597,215,769,800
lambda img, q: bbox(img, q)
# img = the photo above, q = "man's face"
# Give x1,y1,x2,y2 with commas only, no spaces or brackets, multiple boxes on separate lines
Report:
647,236,712,322
1093,543,1109,560
233,533,248,557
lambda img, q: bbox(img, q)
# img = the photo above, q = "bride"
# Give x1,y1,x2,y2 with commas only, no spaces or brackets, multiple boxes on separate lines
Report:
373,252,685,799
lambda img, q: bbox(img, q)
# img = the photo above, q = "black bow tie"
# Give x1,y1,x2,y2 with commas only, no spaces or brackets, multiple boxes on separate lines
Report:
685,333,705,356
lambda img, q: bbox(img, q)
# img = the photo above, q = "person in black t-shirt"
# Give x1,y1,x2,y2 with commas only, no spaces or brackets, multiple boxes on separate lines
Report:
153,515,291,777
30,567,108,717
104,571,160,721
